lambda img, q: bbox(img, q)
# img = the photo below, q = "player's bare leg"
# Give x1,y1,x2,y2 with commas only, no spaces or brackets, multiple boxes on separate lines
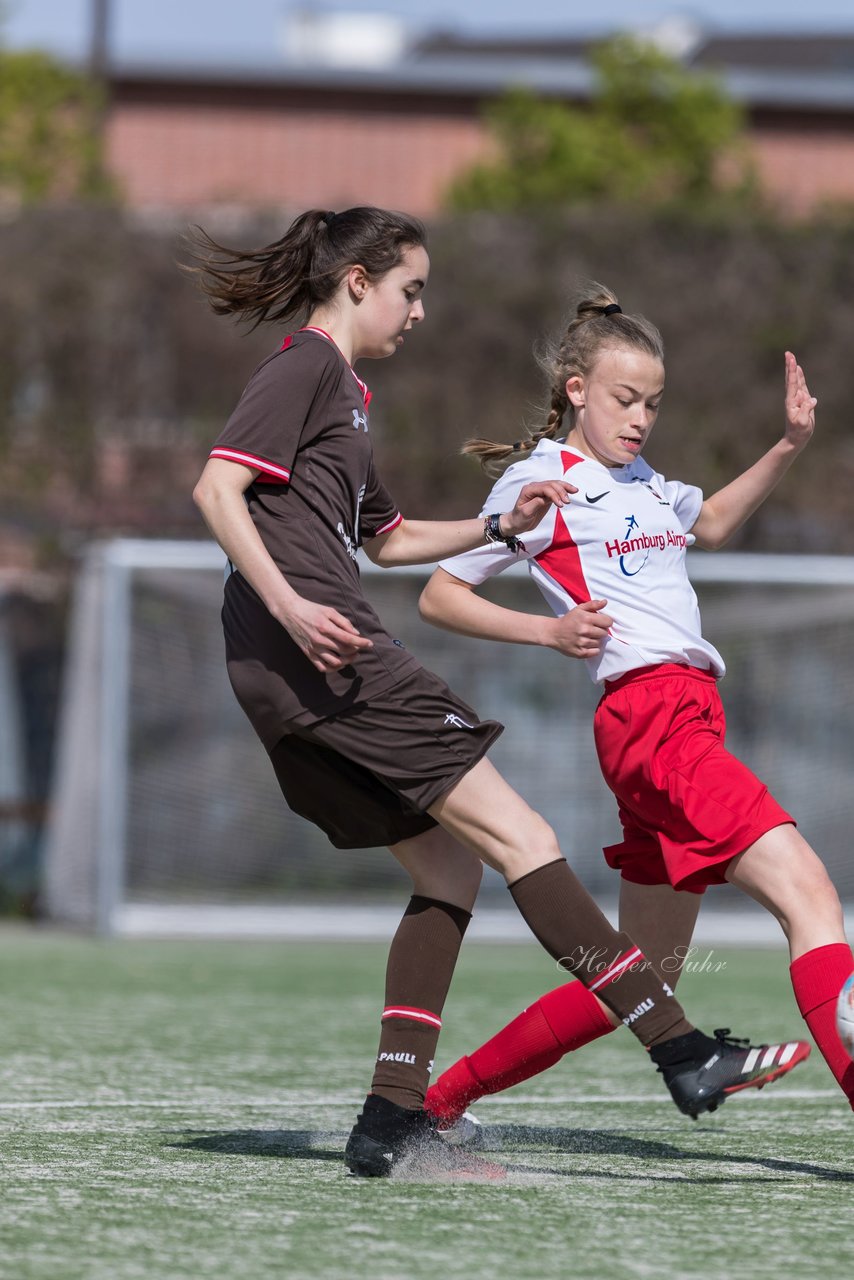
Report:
389,824,483,912
727,823,854,1106
428,755,563,880
725,823,846,959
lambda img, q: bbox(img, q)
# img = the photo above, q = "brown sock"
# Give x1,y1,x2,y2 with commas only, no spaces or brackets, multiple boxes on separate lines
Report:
370,895,471,1109
509,859,693,1048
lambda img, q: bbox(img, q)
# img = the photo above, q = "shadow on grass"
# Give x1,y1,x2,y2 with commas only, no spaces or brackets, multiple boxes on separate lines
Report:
167,1129,342,1162
478,1123,854,1183
164,1125,854,1183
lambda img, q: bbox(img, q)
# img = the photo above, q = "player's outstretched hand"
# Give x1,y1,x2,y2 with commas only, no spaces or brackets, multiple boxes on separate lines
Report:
784,350,817,448
501,480,577,536
547,600,612,659
281,597,373,672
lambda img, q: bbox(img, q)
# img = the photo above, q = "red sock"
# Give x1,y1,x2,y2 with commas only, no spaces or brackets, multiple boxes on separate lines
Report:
426,980,614,1125
790,943,854,1109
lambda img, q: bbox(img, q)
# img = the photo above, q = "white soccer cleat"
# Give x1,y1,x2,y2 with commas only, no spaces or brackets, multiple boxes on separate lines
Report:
437,1109,486,1149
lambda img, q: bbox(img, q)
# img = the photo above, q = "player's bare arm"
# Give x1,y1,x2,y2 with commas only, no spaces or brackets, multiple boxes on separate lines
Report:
420,568,555,645
419,567,611,660
364,480,576,567
193,458,372,672
690,351,817,551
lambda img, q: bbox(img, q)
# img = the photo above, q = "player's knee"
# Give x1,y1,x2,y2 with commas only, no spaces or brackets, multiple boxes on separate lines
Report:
526,813,561,862
796,866,845,934
397,825,483,908
499,818,562,879
445,852,484,908
746,842,843,938
785,844,841,910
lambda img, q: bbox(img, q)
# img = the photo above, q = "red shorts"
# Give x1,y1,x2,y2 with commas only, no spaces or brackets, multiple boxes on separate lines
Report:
593,664,793,894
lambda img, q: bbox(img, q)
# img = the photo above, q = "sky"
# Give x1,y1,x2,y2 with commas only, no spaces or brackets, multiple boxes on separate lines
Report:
5,0,854,68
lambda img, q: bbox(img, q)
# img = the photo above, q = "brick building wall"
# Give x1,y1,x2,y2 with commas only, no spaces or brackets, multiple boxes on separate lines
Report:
104,73,854,218
750,113,854,214
107,103,490,216
106,79,493,217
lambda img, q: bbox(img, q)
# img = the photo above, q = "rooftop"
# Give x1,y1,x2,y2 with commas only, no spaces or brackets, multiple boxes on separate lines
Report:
106,25,854,115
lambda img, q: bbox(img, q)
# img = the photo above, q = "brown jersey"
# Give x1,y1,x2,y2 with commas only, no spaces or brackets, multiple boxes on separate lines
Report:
210,327,420,747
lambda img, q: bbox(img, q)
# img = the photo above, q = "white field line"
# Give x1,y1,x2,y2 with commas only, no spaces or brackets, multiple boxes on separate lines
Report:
0,1089,838,1112
112,903,854,945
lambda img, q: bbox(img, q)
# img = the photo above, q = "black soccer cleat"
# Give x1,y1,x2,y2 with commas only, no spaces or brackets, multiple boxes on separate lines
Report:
663,1028,811,1119
344,1095,505,1181
344,1127,400,1178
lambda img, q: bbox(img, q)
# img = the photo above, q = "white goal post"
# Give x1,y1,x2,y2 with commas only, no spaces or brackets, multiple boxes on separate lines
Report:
44,539,854,937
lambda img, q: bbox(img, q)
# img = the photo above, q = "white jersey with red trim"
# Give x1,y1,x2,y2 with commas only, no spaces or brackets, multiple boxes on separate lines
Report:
439,437,725,684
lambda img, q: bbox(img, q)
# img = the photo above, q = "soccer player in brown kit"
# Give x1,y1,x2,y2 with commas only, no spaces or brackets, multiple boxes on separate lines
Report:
190,207,779,1180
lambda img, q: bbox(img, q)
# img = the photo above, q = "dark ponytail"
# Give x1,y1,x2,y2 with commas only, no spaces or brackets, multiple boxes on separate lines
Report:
185,206,427,330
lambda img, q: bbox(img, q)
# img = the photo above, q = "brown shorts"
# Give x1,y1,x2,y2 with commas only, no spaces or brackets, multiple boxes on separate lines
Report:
268,667,503,849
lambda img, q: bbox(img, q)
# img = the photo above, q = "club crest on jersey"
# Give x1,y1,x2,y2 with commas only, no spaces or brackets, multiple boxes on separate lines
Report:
640,480,670,506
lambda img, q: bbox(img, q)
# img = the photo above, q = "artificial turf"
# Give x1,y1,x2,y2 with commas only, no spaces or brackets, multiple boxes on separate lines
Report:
1,927,850,1279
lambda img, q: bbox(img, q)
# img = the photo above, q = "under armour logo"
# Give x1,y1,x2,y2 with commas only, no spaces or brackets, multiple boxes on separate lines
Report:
444,713,474,730
352,408,368,432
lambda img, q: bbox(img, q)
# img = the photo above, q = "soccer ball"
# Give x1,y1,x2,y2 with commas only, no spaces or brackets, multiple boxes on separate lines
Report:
836,972,854,1059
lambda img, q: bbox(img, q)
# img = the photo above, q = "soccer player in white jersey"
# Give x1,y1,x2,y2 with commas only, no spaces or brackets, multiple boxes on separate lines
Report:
420,285,853,1128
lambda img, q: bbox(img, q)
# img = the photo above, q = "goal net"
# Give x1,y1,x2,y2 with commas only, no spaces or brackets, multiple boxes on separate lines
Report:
44,539,854,935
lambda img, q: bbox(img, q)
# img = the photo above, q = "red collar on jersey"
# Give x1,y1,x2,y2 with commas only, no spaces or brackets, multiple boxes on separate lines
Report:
282,327,372,407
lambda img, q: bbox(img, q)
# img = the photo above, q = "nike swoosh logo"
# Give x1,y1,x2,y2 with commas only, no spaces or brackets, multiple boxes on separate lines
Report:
586,491,610,503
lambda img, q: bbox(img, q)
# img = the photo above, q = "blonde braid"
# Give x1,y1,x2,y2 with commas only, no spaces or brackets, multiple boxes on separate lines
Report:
544,383,568,436
462,386,568,475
